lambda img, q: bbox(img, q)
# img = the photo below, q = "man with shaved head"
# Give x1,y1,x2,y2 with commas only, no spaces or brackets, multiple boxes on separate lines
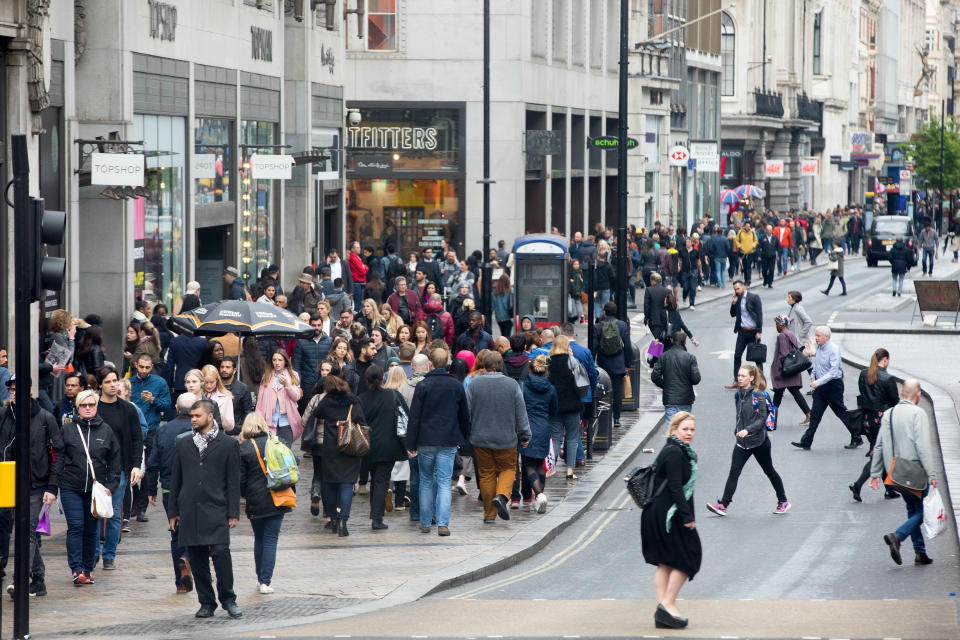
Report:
870,378,938,566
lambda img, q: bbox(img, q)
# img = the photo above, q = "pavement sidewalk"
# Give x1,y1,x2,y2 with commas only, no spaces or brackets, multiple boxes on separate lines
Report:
1,335,664,640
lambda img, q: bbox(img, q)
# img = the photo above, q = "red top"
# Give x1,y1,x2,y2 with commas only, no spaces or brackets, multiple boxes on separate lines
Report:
774,226,793,249
349,251,368,284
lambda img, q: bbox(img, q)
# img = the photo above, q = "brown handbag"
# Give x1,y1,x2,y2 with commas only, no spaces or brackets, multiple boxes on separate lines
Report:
336,405,371,456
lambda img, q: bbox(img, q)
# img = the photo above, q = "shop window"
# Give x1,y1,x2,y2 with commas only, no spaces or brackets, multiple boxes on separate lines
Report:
240,120,279,283
367,0,397,51
194,118,233,204
134,114,186,312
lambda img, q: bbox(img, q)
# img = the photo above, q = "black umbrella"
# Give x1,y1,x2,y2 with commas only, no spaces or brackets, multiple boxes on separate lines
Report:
168,299,312,339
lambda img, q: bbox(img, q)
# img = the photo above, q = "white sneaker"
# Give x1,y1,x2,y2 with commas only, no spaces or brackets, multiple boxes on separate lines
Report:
535,493,548,514
259,583,274,594
455,480,467,495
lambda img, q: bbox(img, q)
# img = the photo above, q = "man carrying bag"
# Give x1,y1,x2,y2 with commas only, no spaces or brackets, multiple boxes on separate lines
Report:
869,379,938,566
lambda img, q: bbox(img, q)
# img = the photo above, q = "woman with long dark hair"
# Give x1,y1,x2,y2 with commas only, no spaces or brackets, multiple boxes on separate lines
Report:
491,274,513,338
254,350,302,446
76,325,106,378
240,337,267,397
316,373,367,537
358,365,407,530
411,321,431,355
849,348,900,501
198,339,225,371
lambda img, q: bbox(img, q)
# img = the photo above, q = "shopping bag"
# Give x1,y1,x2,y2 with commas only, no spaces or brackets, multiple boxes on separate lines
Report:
921,487,947,539
543,440,557,478
36,504,51,536
623,375,633,400
647,340,664,358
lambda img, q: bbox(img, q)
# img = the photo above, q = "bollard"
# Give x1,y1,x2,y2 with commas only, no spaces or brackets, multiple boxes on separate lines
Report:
0,461,14,507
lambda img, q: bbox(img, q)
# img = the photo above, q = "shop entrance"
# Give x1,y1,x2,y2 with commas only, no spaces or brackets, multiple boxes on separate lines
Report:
196,225,232,305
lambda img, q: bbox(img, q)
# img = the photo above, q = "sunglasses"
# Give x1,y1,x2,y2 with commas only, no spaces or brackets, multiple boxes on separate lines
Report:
78,403,98,408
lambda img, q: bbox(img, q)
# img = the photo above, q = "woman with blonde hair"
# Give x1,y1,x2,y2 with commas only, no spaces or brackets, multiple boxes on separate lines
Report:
132,321,162,366
359,298,382,334
383,365,410,509
378,304,404,341
640,411,700,629
237,413,291,594
255,350,302,446
706,365,790,517
201,364,235,434
547,335,584,480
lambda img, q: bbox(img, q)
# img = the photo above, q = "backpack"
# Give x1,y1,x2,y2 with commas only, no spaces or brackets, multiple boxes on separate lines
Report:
599,320,624,356
425,312,445,340
263,436,300,489
750,390,778,431
385,255,406,285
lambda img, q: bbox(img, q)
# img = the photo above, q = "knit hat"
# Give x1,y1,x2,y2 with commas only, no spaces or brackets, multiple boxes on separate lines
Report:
774,314,790,327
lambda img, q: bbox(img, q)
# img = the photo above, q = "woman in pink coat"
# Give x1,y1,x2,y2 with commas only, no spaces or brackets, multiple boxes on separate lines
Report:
255,349,303,446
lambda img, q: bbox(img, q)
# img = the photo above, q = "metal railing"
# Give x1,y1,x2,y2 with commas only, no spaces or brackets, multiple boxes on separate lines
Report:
753,89,784,118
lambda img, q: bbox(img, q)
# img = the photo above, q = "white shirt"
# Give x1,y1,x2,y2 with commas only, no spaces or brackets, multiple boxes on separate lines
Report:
329,259,343,281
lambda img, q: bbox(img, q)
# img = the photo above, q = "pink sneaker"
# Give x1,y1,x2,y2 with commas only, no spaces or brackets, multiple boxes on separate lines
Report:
706,502,727,516
773,501,791,514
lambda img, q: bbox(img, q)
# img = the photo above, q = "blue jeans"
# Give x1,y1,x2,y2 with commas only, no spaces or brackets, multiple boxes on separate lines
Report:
101,471,126,560
892,272,905,295
779,247,790,274
161,492,189,587
60,489,98,574
713,258,727,287
353,283,364,310
664,404,693,424
895,487,928,553
407,452,420,520
323,482,354,520
417,446,457,528
251,513,284,585
594,288,611,317
550,411,582,467
922,248,935,274
823,237,834,252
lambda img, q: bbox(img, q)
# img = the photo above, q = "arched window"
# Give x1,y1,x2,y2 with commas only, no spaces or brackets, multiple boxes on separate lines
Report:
721,12,735,96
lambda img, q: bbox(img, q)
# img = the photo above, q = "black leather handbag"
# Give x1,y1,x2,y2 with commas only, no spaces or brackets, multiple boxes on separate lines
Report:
745,341,767,364
780,346,812,376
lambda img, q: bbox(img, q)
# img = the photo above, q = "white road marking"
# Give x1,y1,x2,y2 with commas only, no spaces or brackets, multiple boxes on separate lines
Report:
711,349,734,360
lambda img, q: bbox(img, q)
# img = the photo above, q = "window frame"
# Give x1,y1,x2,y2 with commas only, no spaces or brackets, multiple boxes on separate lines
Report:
720,12,734,96
366,0,398,52
812,11,822,75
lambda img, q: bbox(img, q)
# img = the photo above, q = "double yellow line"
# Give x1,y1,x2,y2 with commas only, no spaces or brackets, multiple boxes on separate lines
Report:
450,489,633,599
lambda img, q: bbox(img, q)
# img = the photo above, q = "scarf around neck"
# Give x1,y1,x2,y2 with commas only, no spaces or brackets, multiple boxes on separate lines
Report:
665,435,698,532
193,423,220,456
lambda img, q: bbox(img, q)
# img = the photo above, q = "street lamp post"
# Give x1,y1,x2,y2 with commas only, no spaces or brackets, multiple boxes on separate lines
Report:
615,0,628,321
480,0,494,332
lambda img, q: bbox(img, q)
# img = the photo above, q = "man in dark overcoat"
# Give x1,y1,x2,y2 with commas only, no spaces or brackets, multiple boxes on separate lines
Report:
168,399,242,619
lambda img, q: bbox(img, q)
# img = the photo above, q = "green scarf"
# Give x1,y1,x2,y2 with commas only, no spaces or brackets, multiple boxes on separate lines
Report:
665,435,698,532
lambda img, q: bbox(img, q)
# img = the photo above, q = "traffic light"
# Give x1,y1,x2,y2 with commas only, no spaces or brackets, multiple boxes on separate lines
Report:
31,198,66,302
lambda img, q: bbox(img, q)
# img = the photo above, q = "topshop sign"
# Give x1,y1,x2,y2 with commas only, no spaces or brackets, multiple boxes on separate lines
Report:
346,126,439,151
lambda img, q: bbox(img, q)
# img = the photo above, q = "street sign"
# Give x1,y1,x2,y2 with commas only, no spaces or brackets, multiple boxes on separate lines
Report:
764,159,785,178
800,158,820,176
697,155,720,172
668,145,689,166
587,136,639,150
690,142,718,160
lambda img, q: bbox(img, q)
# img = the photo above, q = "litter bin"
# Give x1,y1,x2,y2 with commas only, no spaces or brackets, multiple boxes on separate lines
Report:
591,367,613,451
620,342,643,412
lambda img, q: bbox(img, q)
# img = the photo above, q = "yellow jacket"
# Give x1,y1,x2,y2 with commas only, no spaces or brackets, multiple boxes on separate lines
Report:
737,228,758,254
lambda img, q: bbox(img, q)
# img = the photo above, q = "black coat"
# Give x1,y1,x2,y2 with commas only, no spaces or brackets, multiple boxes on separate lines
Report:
318,392,367,483
96,398,144,475
595,260,615,290
858,368,899,411
651,344,700,406
359,389,407,464
406,369,471,449
547,354,583,414
224,377,254,430
0,400,64,494
758,233,780,259
59,416,122,495
239,435,292,520
145,413,192,498
889,241,910,274
643,285,669,331
168,430,241,547
730,292,763,333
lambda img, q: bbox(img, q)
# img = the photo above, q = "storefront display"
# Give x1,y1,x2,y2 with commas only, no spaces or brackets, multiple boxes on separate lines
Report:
194,118,232,204
240,120,278,282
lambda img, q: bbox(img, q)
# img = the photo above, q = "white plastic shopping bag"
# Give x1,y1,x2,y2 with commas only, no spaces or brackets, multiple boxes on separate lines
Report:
543,440,557,478
921,487,947,539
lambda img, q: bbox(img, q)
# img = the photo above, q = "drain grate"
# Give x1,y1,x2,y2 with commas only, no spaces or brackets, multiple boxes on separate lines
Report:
60,596,368,637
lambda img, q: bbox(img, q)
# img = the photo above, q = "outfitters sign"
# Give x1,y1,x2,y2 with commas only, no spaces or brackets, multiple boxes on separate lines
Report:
346,126,439,151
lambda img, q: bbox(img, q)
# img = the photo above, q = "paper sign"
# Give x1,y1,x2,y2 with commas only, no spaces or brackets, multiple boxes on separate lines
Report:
250,154,294,180
800,158,820,176
193,154,217,179
91,153,145,186
690,142,718,160
764,159,785,178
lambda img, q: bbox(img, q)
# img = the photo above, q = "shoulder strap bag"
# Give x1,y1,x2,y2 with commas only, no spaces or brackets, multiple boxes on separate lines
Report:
336,405,371,457
882,406,927,497
252,438,297,508
75,424,114,520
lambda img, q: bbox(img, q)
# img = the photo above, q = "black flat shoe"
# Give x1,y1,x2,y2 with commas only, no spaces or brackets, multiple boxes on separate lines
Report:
849,483,862,503
195,605,216,618
654,604,688,629
790,441,810,450
883,532,902,565
325,518,338,532
225,602,243,619
844,440,863,449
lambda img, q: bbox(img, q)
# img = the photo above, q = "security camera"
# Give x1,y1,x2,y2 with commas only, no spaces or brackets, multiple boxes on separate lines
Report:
346,109,361,126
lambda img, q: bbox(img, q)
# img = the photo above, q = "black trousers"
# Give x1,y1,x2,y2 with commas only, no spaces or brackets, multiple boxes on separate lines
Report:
772,386,810,416
733,328,760,380
799,378,855,448
720,438,787,506
760,256,776,286
188,543,236,608
368,461,394,521
498,320,513,338
610,373,625,422
741,253,755,284
133,430,157,515
824,274,846,294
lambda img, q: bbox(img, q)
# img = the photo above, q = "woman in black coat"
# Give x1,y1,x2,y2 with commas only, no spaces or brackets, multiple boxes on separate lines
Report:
317,373,367,537
640,411,700,629
358,365,407,530
850,348,901,501
238,413,292,594
889,237,910,296
547,335,584,480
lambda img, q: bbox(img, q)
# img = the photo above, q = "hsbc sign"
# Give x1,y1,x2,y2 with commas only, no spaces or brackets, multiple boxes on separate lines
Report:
668,145,690,166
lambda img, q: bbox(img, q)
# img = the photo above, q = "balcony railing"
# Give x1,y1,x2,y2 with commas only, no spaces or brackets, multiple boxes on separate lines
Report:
753,90,784,118
796,93,823,124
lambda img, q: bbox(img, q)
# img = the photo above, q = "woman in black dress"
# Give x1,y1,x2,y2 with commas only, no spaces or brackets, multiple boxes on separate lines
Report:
640,412,700,629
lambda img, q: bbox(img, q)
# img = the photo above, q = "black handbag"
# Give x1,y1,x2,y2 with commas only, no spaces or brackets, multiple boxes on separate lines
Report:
780,346,811,377
625,464,667,509
745,341,767,364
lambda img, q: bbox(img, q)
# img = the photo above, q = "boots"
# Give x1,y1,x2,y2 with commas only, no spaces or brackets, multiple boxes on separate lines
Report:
338,518,349,537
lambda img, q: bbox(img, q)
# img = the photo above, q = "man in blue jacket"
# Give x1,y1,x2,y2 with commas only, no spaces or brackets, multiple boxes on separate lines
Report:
146,392,196,593
222,267,246,301
455,311,493,353
592,302,632,427
406,348,471,537
166,332,207,397
710,227,731,288
292,313,332,409
129,354,173,520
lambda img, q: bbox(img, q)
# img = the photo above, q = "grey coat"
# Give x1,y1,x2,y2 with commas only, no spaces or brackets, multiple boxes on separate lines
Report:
787,302,813,342
870,399,937,482
466,373,531,450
